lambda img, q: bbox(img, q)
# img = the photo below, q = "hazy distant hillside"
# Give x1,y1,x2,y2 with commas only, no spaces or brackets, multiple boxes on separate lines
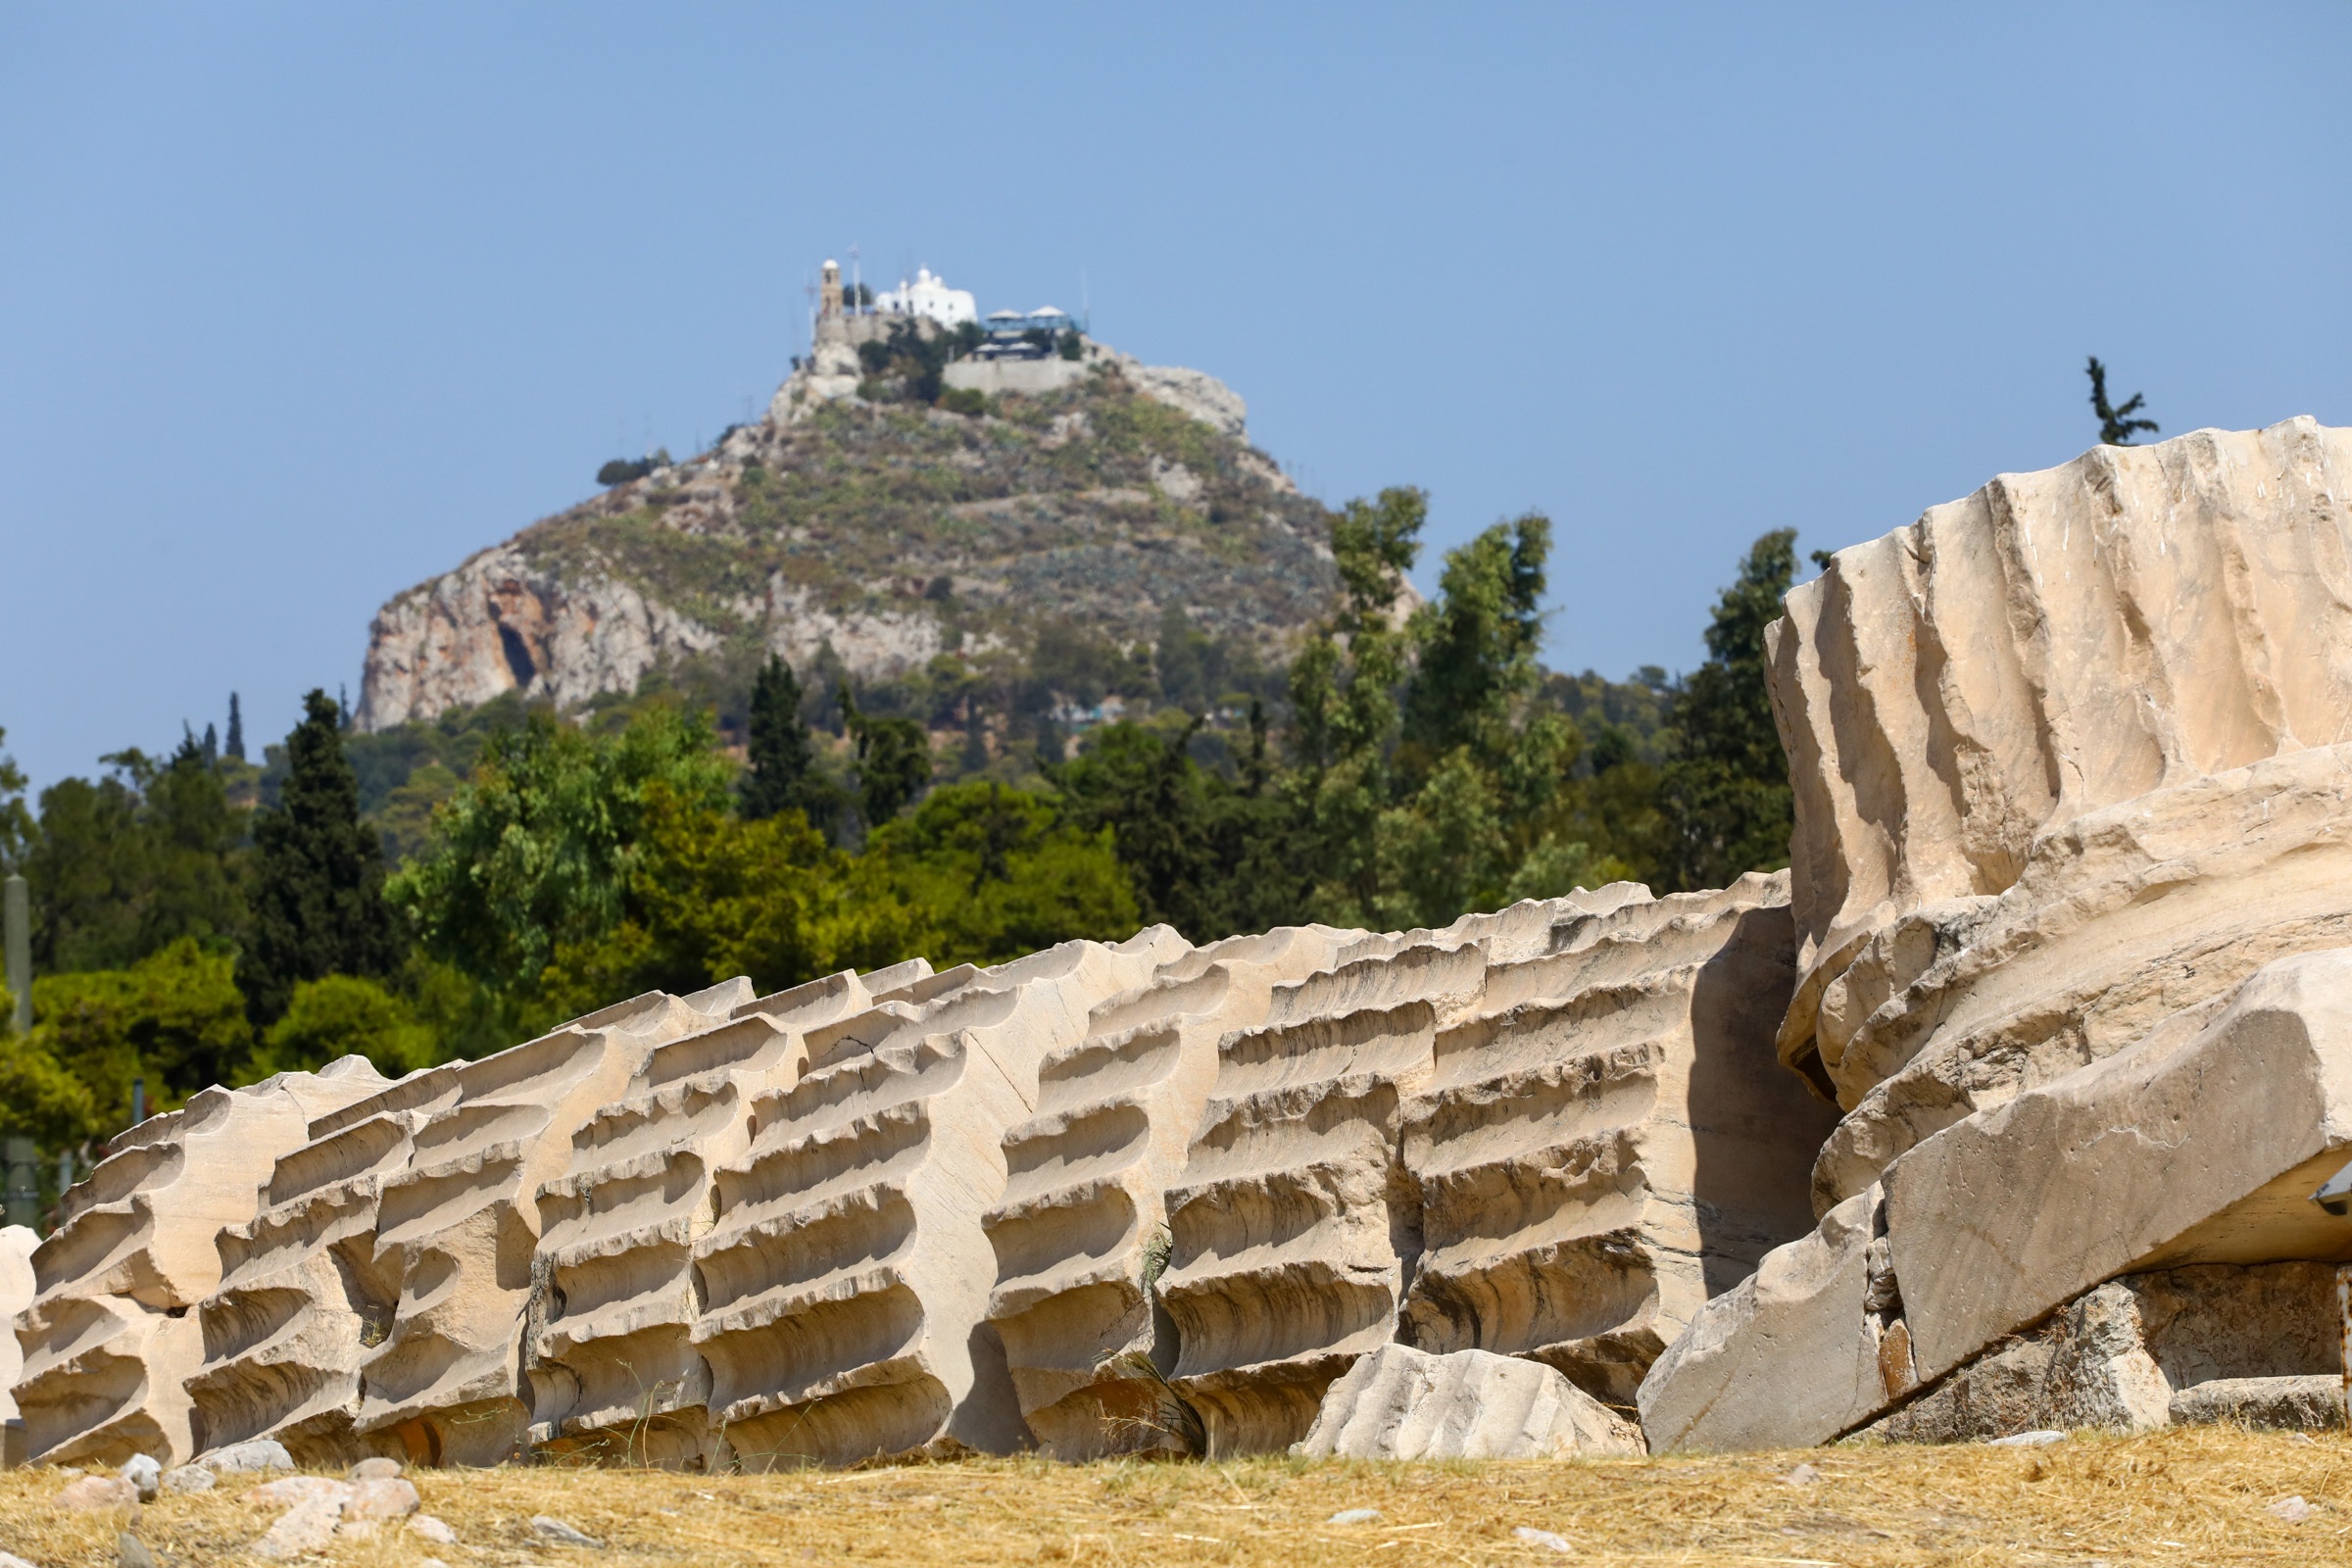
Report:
357,348,1344,735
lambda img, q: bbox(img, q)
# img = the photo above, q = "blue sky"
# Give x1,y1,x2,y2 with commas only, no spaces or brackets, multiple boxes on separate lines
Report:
4,5,2348,787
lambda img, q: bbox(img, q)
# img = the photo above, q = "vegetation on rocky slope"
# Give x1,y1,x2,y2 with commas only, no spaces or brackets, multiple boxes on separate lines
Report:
498,366,1336,729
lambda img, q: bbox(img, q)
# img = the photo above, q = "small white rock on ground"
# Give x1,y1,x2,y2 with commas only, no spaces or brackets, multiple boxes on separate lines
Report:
253,1494,344,1561
201,1438,292,1473
532,1515,606,1547
118,1455,160,1500
161,1464,215,1493
409,1514,459,1544
1297,1345,1643,1460
55,1474,141,1514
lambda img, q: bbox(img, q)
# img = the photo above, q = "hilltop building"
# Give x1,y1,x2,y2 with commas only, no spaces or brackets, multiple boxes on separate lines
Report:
770,254,1239,436
810,257,929,353
974,305,1080,361
873,267,976,327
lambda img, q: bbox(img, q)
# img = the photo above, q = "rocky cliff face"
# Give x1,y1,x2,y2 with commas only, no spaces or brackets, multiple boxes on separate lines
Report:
358,348,1334,731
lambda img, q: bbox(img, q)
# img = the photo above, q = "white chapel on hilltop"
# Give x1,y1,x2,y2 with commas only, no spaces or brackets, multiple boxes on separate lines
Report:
871,267,977,327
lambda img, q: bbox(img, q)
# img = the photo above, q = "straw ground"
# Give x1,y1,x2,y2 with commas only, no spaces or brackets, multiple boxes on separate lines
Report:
4,1426,2350,1565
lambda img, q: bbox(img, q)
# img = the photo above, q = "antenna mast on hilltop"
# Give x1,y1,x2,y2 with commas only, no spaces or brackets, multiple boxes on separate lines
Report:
805,273,818,352
849,242,861,313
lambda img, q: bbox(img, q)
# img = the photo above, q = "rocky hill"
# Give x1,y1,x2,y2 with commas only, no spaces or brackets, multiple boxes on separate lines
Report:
357,339,1344,731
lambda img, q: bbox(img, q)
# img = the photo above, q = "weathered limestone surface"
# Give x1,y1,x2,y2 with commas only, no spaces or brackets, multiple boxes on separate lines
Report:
1884,950,2352,1383
354,987,744,1464
1161,880,1820,1454
1296,1344,1642,1459
2170,1376,2344,1431
1402,874,1833,1407
526,962,930,1464
2,1223,36,1455
1642,931,2352,1451
1861,1281,2171,1443
1770,419,2352,1209
1864,1262,2344,1443
1623,423,2352,1456
1156,916,1519,1455
15,1064,389,1465
1637,1187,1896,1453
693,933,1186,1468
191,1062,467,1463
19,880,1834,1467
982,927,1358,1459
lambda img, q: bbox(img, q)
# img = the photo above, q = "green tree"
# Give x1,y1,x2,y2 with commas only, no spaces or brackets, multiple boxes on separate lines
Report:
1653,529,1798,892
0,726,35,876
225,693,246,761
1381,510,1594,925
856,319,956,404
24,743,247,974
0,1033,100,1145
1286,487,1426,920
1399,513,1551,770
245,973,438,1081
1054,718,1312,942
2086,356,2159,446
858,780,1141,967
138,736,248,956
539,782,845,1019
740,655,832,831
26,766,149,971
28,939,253,1124
390,704,734,1003
243,691,401,1024
1282,493,1606,930
839,685,933,830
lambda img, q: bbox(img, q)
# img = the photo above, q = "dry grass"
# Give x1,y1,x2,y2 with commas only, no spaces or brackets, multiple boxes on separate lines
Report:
5,1427,2352,1566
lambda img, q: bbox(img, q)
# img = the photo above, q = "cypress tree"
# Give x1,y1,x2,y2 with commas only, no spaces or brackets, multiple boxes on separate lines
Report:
740,655,819,821
224,693,246,761
1653,529,1798,892
839,684,932,830
242,689,399,1024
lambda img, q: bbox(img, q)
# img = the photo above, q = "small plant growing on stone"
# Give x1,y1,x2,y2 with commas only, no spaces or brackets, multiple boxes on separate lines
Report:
2086,356,2159,446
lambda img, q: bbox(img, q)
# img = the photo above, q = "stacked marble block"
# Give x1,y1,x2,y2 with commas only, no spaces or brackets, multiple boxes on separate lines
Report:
1155,878,1829,1454
1641,417,2352,1448
8,870,1834,1466
14,1061,394,1467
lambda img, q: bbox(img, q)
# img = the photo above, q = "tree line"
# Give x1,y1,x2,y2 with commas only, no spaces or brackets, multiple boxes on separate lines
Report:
0,494,1802,1194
